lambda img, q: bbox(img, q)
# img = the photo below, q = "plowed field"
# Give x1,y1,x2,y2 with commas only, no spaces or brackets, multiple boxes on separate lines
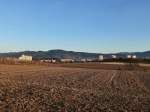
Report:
0,64,150,112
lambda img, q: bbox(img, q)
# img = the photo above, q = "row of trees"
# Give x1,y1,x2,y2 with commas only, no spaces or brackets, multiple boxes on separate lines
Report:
100,58,150,64
0,57,33,64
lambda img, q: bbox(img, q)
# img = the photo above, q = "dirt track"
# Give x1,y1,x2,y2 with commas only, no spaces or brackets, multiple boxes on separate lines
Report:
0,64,150,112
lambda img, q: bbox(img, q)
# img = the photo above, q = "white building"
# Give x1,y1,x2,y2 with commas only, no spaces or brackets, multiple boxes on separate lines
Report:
112,55,117,59
19,55,32,61
81,59,86,62
127,55,132,59
86,59,93,62
61,59,74,63
132,55,137,59
52,59,56,63
99,55,104,61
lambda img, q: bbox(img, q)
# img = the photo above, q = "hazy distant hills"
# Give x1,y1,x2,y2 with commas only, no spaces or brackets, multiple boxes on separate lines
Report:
0,50,100,60
0,49,150,60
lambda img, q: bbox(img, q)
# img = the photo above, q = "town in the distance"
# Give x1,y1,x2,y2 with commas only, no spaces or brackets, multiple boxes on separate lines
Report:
18,54,137,63
0,50,149,64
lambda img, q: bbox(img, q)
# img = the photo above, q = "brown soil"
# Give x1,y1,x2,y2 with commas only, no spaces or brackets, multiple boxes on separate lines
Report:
0,64,150,112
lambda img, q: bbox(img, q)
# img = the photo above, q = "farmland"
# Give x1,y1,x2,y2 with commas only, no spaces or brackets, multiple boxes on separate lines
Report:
0,64,150,112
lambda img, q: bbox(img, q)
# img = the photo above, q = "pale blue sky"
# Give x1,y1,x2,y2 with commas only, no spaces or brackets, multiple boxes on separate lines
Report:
0,0,150,53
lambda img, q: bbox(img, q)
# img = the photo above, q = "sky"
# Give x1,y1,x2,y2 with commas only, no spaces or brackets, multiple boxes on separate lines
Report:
0,0,150,53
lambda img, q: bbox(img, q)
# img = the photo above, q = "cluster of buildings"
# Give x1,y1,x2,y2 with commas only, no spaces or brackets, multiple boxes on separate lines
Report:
60,59,75,63
98,54,137,61
127,55,137,59
19,55,32,62
40,59,56,63
17,54,138,63
18,55,76,63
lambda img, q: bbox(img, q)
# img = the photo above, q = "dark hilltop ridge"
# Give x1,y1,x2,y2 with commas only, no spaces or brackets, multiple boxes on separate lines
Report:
0,49,150,60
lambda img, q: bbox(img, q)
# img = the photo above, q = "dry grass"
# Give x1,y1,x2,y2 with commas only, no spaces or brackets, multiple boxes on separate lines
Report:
0,64,150,112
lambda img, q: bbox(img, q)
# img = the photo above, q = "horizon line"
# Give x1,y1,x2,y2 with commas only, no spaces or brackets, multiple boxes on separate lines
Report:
0,49,149,54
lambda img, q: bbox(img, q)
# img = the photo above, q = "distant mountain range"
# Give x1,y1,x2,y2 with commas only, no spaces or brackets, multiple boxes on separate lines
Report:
0,49,150,60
